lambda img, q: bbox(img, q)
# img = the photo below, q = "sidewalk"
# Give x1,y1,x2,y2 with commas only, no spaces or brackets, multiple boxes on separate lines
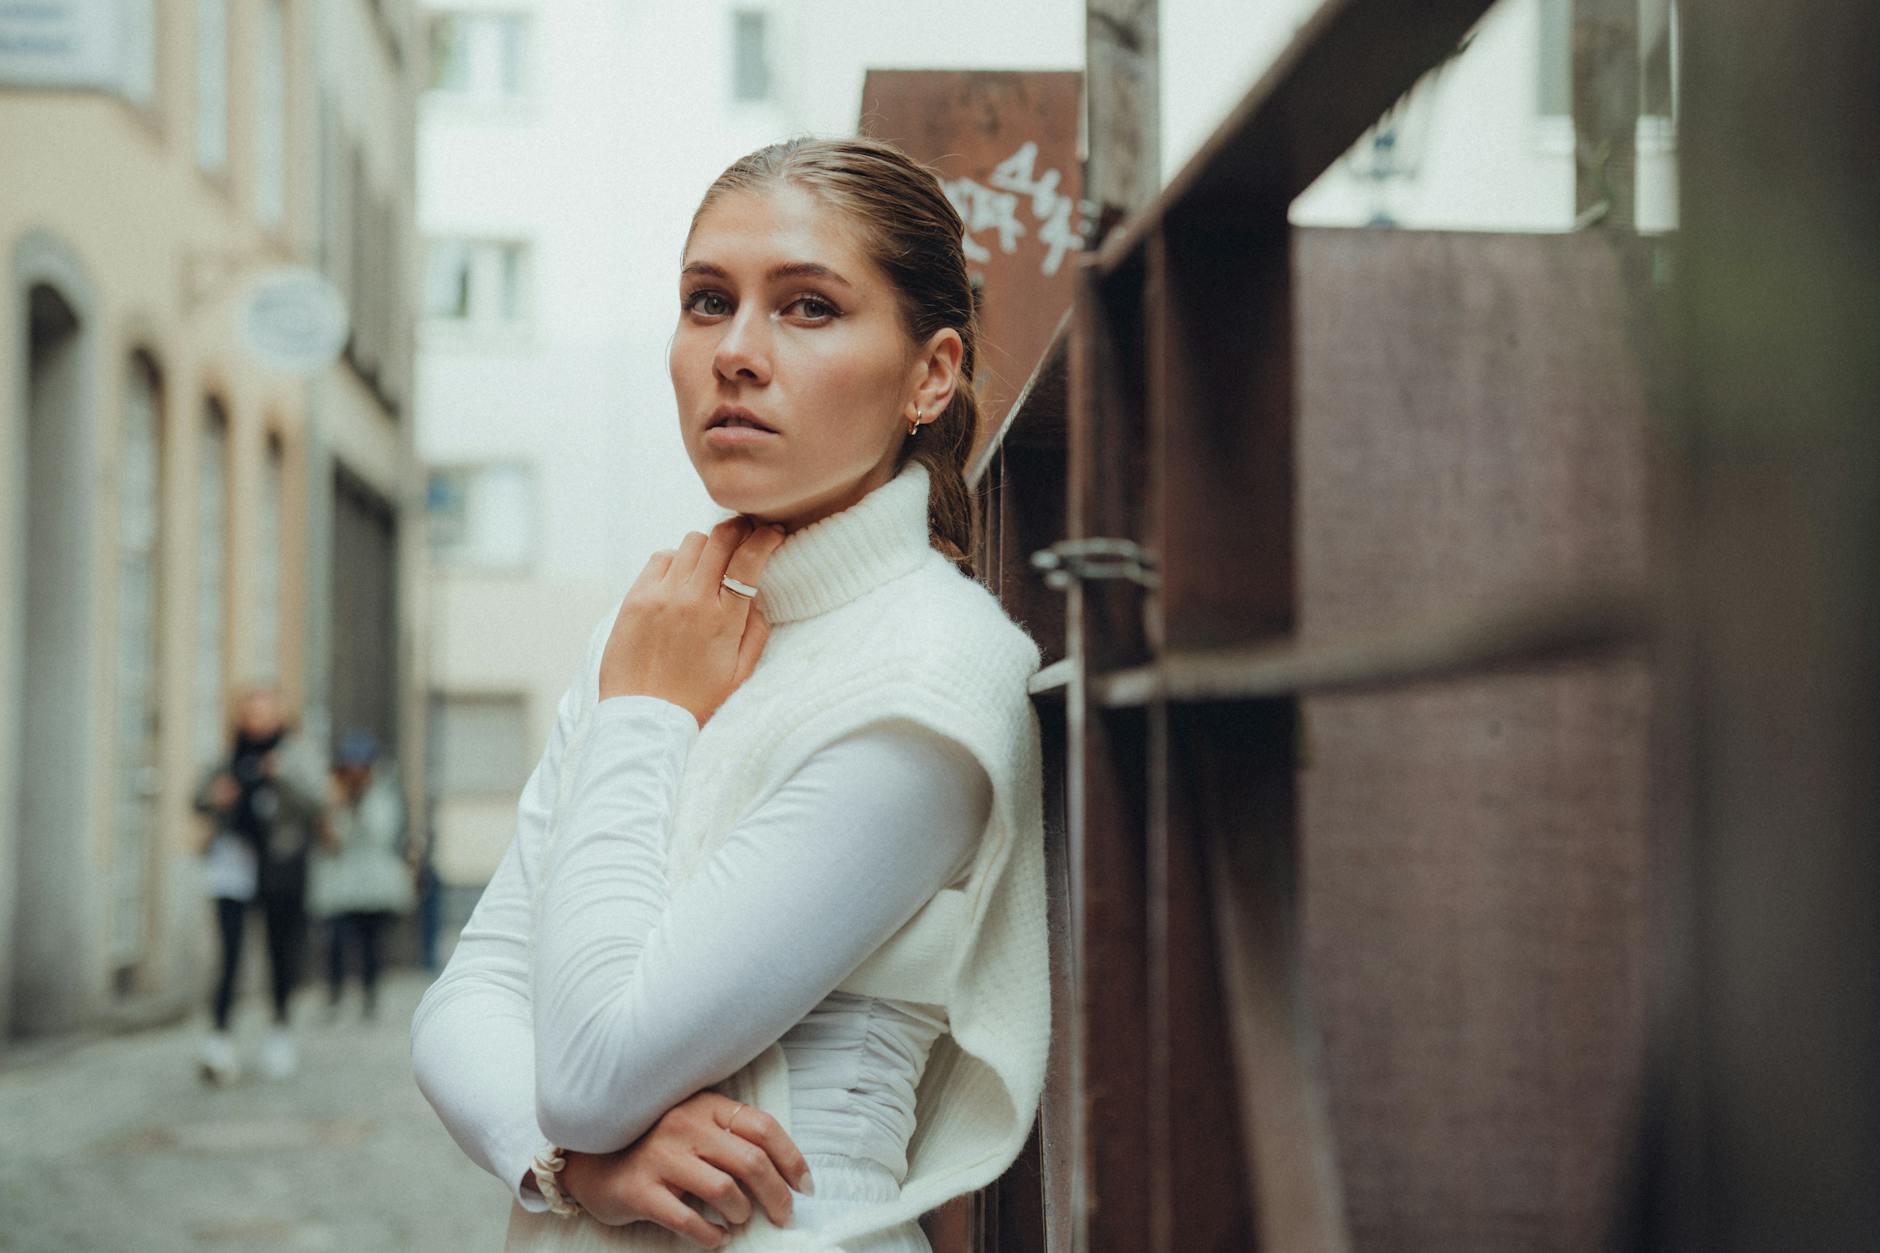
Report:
0,971,510,1252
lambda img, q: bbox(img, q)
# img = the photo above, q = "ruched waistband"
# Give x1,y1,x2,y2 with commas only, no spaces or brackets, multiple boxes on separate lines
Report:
796,1153,902,1204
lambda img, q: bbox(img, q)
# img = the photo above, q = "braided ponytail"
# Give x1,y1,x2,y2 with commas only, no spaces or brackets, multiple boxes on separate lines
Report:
906,380,980,579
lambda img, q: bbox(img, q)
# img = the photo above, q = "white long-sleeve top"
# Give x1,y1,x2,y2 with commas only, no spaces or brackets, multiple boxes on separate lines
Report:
410,681,991,1212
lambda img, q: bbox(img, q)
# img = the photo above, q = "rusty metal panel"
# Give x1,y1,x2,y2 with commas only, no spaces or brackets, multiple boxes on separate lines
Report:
1294,228,1657,1252
1148,214,1296,649
859,70,1087,464
1297,229,1656,641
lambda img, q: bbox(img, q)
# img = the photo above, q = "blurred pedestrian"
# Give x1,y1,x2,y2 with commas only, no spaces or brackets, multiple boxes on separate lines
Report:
412,797,444,973
310,730,414,1022
191,687,328,1084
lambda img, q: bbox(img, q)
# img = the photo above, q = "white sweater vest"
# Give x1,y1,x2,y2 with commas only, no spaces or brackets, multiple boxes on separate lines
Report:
513,459,1051,1252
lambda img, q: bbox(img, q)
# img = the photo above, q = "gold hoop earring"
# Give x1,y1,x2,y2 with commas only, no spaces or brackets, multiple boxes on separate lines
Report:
908,408,922,436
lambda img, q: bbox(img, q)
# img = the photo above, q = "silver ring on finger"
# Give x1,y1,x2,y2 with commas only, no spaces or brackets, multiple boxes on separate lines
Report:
720,574,758,600
726,1102,747,1135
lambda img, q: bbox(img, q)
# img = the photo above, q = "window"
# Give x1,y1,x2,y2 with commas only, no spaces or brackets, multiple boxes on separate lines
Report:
732,10,769,102
113,353,164,971
426,462,535,570
254,0,287,227
427,11,530,103
122,0,158,109
338,134,406,408
424,239,471,320
1538,0,1678,120
194,0,228,175
194,400,229,768
431,693,530,795
423,237,532,329
253,435,286,687
428,12,471,92
1641,0,1678,121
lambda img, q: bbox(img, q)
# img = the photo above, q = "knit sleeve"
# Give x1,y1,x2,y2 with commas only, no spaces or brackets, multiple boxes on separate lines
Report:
528,700,991,1154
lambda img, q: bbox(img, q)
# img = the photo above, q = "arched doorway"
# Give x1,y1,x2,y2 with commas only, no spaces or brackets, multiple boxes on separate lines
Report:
6,259,101,1038
110,351,165,988
193,397,230,774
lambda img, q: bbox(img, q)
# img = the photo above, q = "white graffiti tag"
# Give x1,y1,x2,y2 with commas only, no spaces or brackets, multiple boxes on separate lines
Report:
943,141,1096,277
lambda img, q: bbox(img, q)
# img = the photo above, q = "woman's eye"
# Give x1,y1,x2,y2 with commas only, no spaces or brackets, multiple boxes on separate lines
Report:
684,291,731,316
788,295,838,321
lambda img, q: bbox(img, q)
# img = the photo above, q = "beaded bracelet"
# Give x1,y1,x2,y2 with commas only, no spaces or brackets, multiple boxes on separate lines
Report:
531,1143,582,1218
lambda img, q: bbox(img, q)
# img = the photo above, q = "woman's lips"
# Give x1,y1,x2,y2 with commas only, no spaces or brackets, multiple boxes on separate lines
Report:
703,420,779,446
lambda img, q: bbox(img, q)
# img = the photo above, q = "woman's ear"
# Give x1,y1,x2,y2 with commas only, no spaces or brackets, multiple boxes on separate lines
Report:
910,328,965,422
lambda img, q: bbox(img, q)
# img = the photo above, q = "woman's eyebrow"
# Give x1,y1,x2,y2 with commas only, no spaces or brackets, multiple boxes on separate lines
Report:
680,260,853,288
768,261,852,288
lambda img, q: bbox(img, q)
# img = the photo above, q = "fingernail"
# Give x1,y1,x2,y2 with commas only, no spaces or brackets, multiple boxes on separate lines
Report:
796,1170,815,1195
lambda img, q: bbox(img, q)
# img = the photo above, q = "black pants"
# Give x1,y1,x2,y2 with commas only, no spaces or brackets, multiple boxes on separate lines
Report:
212,892,306,1030
326,910,394,1014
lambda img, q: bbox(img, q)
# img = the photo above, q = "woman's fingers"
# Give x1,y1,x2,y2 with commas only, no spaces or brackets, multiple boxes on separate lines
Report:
697,1127,796,1229
639,1188,731,1249
725,523,786,588
628,549,675,600
667,1155,754,1226
683,518,751,595
714,523,786,615
664,529,713,588
725,1104,813,1198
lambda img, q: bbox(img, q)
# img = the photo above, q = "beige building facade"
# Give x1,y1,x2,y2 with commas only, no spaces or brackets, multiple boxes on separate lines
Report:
0,0,424,1041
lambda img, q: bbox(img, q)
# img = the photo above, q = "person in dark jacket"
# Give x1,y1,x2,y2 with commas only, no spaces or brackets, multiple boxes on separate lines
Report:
192,687,328,1083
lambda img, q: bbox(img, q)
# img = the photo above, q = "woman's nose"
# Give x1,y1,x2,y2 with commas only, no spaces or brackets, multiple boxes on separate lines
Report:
713,310,772,385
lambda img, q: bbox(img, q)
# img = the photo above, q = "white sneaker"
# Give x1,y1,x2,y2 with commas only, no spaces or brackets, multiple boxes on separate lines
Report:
259,1028,298,1080
198,1032,240,1085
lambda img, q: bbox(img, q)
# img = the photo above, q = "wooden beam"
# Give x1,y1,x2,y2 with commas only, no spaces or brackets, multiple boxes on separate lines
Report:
1184,702,1350,1251
1092,583,1647,707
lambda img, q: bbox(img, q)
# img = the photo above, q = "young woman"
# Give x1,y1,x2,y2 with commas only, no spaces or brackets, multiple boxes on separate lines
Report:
411,137,1051,1252
193,687,328,1083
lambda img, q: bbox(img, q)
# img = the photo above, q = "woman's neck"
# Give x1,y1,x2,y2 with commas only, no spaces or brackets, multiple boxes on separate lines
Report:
750,459,932,625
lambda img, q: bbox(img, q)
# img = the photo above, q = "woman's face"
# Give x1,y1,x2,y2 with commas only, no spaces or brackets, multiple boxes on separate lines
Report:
236,689,282,739
672,183,935,532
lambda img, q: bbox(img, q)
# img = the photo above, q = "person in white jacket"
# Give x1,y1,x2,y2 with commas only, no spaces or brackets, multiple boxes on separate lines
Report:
310,730,415,1022
410,138,1050,1252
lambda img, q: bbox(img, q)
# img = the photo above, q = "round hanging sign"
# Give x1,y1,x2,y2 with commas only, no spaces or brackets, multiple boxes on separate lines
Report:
237,267,351,375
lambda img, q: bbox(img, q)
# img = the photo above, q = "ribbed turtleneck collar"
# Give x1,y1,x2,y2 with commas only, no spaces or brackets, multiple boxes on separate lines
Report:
749,459,933,625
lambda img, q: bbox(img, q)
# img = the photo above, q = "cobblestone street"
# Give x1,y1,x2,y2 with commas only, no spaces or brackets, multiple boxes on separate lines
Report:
0,972,509,1252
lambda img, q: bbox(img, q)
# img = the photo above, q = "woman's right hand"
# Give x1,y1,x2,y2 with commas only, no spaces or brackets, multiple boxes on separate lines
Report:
559,1090,813,1248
